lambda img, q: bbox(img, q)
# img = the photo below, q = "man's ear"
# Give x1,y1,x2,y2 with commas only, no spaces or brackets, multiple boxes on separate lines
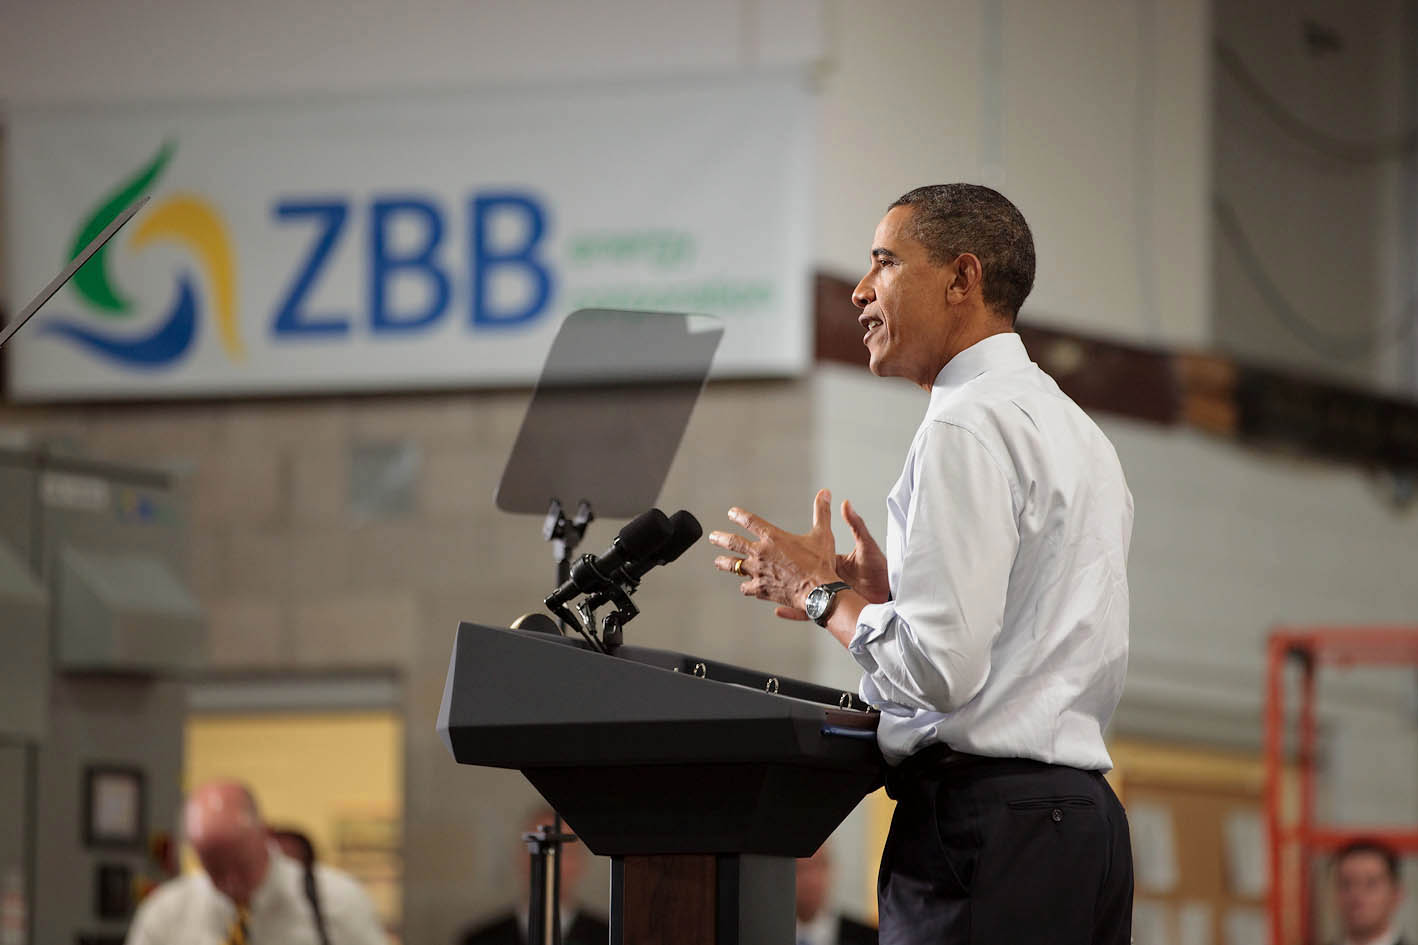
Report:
946,253,983,304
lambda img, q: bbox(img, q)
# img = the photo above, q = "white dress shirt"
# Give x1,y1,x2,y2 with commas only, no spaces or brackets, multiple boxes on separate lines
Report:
796,911,839,945
850,332,1132,770
125,845,387,945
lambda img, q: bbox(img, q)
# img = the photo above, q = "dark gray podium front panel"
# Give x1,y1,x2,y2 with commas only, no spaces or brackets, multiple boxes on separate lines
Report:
438,623,882,856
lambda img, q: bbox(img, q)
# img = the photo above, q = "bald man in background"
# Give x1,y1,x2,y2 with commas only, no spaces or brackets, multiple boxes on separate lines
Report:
125,779,386,945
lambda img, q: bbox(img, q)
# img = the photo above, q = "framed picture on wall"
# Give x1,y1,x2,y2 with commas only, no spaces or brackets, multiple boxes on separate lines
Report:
83,765,144,849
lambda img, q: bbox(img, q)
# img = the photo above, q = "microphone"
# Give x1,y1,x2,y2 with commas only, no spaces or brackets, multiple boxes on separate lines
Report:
621,510,702,581
544,508,673,609
581,511,701,614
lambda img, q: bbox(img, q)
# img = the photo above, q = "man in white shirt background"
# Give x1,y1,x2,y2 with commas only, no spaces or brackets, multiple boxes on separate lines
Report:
125,779,387,945
710,183,1134,945
1333,840,1408,945
456,805,609,945
795,844,876,945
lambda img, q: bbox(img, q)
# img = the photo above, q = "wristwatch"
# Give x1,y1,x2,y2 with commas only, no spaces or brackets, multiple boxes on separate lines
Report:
804,581,852,627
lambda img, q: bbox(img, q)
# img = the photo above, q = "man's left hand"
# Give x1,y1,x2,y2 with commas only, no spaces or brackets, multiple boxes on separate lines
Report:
709,489,842,617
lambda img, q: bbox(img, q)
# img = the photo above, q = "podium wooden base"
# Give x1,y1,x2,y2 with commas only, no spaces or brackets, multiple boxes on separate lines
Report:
610,854,793,945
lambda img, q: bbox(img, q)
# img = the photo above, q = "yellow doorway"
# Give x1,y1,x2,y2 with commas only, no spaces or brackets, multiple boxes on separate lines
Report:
183,710,403,940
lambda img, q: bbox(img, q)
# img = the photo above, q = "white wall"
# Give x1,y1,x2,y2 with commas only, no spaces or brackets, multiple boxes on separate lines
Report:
0,0,822,101
816,0,1212,348
1,0,1213,351
1213,0,1416,392
814,365,1418,875
816,360,1418,713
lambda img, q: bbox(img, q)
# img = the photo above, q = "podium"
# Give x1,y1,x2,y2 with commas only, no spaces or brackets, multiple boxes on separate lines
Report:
438,622,883,945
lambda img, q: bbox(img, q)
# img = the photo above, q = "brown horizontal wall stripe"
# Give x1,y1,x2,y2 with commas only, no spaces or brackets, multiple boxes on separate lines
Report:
813,271,1181,426
1234,367,1418,470
815,269,1418,474
1016,324,1179,426
813,272,871,371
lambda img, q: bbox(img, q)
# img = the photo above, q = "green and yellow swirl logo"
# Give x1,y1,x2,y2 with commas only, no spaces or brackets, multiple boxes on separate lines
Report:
45,143,241,367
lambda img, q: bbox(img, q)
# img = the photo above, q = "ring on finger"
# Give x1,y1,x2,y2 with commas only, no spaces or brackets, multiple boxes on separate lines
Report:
732,558,745,576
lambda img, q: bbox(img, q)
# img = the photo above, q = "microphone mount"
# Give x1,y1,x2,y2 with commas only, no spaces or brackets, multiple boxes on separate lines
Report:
557,547,648,653
542,498,600,648
543,508,701,652
546,549,643,654
575,583,639,652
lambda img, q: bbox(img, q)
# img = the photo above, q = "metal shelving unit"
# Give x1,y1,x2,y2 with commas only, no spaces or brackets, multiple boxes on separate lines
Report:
1265,627,1418,944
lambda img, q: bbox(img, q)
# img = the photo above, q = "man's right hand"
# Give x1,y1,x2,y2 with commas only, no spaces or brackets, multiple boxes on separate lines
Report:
771,498,889,621
834,499,890,604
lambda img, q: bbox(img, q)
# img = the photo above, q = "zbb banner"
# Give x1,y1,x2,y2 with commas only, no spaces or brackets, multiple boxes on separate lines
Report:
4,76,813,400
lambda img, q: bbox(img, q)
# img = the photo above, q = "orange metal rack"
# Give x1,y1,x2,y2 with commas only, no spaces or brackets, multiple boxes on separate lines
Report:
1265,627,1418,945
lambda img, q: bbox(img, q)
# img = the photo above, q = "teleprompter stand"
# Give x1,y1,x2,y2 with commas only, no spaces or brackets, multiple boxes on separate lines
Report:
489,309,727,941
458,309,880,942
437,624,883,945
500,309,728,647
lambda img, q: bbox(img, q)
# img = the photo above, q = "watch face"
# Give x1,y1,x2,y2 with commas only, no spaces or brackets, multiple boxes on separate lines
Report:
805,587,830,621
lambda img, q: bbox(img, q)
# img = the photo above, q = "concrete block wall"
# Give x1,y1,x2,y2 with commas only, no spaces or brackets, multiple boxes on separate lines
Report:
6,365,1416,935
814,363,1418,711
812,361,1418,921
0,379,818,944
1213,0,1416,393
813,364,1418,770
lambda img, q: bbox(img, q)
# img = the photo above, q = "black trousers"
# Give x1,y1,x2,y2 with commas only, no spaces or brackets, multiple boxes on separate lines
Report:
877,749,1133,945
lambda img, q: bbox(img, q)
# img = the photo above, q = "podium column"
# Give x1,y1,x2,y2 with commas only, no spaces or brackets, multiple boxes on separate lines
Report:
610,854,794,945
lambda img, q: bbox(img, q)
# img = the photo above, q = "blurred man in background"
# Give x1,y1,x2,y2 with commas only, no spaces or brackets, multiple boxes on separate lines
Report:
458,806,608,945
126,779,386,945
795,845,877,945
1333,840,1407,945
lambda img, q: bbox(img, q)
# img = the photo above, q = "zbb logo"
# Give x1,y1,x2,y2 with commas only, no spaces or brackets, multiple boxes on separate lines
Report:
47,143,555,370
46,143,239,368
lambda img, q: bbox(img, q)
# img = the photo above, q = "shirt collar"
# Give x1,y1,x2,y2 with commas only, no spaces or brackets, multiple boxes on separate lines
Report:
928,332,1029,407
197,843,292,924
247,844,298,915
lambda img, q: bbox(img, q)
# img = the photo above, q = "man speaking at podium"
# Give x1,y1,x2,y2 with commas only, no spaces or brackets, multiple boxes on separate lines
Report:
710,184,1134,945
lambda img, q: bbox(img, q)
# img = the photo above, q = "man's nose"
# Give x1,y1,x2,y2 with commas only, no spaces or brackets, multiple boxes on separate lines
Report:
852,276,874,310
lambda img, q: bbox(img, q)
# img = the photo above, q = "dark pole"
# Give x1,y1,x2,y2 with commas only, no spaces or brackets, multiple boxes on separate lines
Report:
551,813,564,945
526,827,547,945
535,498,592,943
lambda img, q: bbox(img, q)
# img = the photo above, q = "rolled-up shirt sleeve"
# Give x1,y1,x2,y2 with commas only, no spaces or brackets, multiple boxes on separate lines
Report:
849,420,1020,714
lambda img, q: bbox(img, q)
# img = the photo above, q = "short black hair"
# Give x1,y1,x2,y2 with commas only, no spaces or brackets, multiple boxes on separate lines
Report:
888,184,1036,323
1334,839,1401,882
